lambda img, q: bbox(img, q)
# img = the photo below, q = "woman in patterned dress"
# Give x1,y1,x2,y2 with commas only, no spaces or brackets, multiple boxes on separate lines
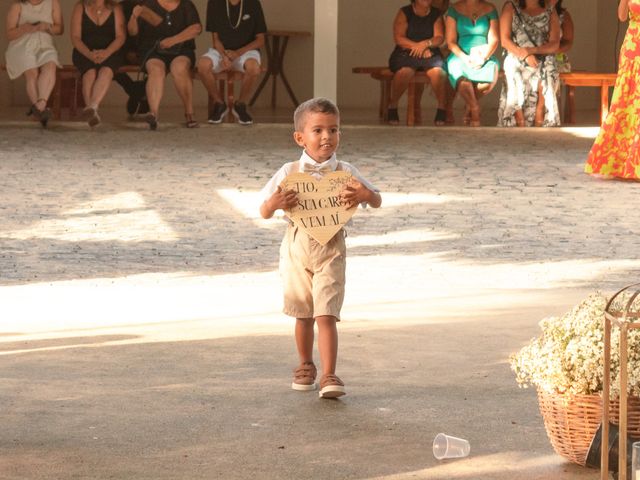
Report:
497,0,560,127
584,0,640,179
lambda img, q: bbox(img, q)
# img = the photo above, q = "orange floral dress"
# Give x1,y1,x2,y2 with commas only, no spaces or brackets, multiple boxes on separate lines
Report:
585,0,640,178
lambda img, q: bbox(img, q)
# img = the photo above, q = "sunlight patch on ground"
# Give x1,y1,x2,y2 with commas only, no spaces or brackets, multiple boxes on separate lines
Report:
1,192,179,242
64,191,147,214
561,126,600,139
0,254,636,354
367,453,568,480
346,229,458,248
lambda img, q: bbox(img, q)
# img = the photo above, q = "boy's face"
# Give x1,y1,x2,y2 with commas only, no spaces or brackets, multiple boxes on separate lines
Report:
293,112,340,163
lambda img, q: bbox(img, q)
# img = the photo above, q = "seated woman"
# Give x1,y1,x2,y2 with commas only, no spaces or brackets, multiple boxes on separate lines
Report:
549,0,573,72
497,0,560,127
128,0,202,129
445,0,500,127
387,0,448,126
5,0,64,128
71,0,126,127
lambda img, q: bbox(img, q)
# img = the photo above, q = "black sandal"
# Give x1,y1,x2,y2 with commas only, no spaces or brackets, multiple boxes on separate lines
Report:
145,112,158,131
434,108,447,126
387,107,400,125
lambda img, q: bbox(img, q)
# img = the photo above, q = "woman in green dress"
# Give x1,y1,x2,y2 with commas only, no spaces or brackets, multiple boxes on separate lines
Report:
445,0,500,126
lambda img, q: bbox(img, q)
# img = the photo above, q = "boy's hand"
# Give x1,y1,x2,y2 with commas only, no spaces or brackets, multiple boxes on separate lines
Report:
270,186,298,211
339,180,368,210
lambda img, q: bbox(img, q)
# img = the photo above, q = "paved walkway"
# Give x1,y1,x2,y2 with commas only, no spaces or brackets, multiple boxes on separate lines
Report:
1,120,636,479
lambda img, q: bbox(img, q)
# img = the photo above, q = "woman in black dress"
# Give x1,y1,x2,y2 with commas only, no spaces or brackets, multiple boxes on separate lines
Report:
71,0,125,126
128,0,202,129
387,0,448,125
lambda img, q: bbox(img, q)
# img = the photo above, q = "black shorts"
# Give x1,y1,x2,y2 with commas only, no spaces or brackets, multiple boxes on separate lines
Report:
388,48,445,73
142,50,195,74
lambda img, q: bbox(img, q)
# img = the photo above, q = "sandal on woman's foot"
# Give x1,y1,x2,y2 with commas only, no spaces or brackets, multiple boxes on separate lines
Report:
83,107,100,127
387,107,400,125
445,108,455,125
463,106,471,126
185,114,199,128
434,108,447,126
39,108,51,128
469,106,481,127
145,112,158,131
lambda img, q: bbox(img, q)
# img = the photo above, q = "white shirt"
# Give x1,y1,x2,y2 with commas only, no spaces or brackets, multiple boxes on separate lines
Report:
259,151,379,206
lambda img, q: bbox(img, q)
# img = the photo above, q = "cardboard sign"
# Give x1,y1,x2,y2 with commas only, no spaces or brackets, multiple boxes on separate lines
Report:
280,171,356,245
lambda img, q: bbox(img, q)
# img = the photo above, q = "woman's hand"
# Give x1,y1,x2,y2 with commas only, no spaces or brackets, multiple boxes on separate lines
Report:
132,5,143,19
525,55,539,68
410,39,430,58
159,38,174,50
93,49,108,63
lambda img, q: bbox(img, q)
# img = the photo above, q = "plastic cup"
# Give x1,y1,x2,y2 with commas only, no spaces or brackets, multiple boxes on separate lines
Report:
433,433,470,460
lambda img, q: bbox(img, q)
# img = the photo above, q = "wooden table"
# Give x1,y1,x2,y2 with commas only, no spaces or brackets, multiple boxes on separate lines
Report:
250,29,311,108
560,72,617,125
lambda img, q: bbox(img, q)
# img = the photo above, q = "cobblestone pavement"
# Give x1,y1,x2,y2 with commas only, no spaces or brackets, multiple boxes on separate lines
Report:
0,123,638,287
1,122,637,480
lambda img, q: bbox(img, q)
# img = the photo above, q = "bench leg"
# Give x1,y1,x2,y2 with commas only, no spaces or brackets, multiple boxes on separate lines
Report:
564,85,575,124
406,83,415,126
600,85,610,125
226,78,235,123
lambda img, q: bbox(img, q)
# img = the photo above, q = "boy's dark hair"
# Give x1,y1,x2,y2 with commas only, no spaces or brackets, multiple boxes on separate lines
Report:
294,97,340,132
555,0,564,14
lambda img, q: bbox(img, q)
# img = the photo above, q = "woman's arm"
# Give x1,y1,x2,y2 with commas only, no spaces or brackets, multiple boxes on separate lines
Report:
619,0,630,22
445,14,466,59
70,1,93,59
557,10,573,53
127,5,142,36
38,0,64,35
158,22,202,49
484,16,500,58
5,2,37,42
527,10,560,55
499,2,528,59
102,5,126,58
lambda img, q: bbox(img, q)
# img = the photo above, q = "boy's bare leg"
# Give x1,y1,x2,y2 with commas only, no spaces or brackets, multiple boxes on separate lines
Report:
295,317,315,364
315,315,338,375
316,315,345,398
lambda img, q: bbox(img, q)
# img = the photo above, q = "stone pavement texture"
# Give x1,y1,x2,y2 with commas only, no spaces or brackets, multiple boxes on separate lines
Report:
1,120,638,480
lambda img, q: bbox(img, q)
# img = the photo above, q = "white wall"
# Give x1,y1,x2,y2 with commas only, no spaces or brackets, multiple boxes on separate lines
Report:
0,0,628,114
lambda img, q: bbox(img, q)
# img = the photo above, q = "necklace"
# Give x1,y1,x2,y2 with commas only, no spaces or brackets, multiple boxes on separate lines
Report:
226,0,243,29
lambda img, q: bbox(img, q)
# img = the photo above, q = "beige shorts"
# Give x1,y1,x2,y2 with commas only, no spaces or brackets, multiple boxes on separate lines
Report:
279,225,346,320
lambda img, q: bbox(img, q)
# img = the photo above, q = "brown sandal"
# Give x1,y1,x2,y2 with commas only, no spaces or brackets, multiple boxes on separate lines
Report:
185,114,199,128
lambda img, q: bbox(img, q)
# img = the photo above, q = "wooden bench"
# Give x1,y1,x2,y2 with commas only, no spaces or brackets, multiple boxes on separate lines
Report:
51,64,251,122
2,63,256,122
560,72,617,125
353,66,618,126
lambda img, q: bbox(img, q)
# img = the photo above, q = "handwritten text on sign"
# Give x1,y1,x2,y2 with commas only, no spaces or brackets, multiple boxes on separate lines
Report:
280,171,356,245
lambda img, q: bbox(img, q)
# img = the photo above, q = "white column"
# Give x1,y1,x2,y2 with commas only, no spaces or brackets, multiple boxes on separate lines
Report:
313,0,339,101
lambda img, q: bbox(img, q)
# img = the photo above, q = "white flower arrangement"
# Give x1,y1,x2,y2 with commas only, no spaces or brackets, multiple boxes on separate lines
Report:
510,292,640,397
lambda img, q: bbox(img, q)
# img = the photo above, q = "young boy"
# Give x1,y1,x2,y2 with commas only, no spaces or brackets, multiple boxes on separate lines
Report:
259,98,382,398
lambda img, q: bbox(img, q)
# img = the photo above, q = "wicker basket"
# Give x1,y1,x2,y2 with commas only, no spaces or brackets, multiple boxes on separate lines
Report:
537,390,640,465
